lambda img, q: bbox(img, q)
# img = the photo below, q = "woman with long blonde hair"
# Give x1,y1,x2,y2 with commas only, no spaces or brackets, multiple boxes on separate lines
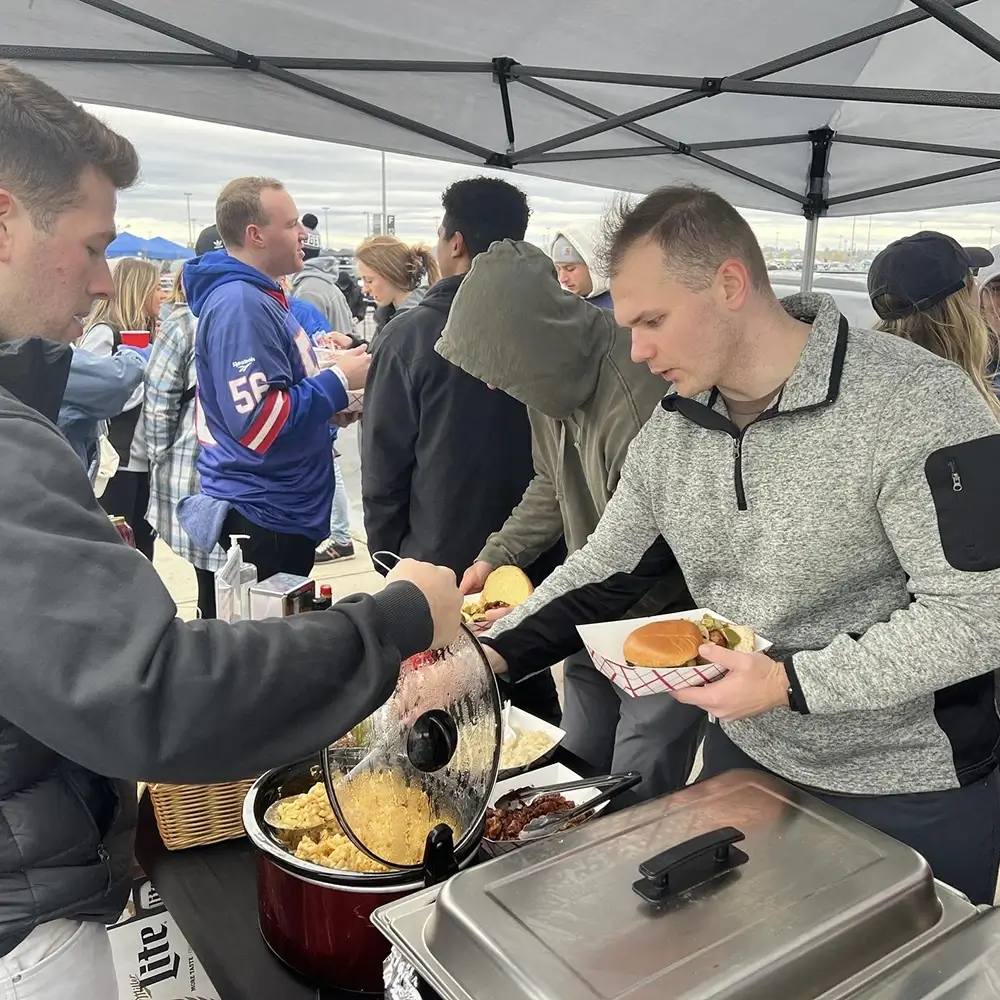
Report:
868,232,1000,421
356,235,440,343
78,256,165,559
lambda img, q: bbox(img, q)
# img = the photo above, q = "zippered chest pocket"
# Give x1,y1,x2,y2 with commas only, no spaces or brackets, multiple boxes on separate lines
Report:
925,435,1000,572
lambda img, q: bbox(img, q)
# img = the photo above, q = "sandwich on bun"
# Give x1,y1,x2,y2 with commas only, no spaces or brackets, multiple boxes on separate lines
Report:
462,565,534,624
623,614,757,669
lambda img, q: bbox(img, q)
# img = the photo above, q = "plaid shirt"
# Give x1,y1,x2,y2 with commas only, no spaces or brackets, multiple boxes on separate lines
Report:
143,304,225,571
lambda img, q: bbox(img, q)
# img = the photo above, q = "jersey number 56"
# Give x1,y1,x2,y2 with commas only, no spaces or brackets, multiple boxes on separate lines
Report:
229,372,270,414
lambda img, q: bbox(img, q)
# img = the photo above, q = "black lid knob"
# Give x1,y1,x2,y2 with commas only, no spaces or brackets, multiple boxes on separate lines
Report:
406,709,459,773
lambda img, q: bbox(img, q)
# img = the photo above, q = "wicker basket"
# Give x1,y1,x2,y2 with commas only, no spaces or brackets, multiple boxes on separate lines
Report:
148,779,255,851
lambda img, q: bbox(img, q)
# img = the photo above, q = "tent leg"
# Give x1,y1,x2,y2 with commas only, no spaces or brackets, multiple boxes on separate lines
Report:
800,216,820,293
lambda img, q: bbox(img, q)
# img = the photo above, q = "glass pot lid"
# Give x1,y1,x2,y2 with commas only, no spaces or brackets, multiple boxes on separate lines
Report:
322,624,502,871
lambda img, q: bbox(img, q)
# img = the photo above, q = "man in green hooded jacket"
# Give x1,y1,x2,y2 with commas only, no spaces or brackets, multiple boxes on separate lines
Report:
443,240,703,798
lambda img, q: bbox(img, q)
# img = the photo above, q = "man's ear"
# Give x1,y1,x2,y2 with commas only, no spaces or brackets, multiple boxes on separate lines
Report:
450,230,467,260
0,190,15,263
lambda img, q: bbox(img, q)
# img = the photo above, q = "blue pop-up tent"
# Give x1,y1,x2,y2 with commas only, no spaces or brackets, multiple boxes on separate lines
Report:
105,232,150,258
144,236,194,260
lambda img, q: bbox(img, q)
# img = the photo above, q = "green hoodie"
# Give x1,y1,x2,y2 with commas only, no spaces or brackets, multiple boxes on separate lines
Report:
436,240,669,569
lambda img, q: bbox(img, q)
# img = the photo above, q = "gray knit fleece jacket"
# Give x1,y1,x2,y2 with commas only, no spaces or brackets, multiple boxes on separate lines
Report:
486,293,1000,795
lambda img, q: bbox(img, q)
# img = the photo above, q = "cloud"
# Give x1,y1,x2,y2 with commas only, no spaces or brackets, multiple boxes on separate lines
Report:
90,104,1000,256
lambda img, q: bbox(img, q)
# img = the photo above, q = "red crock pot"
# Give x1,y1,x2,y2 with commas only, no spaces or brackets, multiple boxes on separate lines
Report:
243,760,484,993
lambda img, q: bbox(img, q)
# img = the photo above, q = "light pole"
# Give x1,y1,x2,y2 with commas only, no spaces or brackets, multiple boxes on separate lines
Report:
184,192,193,246
850,216,857,256
322,206,330,245
380,152,387,235
866,216,873,255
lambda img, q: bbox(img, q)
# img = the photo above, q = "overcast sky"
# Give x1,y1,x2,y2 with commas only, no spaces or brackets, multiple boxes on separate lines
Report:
93,104,1000,258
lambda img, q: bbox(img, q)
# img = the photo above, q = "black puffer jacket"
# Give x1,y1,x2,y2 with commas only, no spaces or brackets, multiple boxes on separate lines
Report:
0,338,136,955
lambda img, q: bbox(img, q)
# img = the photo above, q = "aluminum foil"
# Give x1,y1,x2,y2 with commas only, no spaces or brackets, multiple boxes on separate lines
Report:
384,946,424,1000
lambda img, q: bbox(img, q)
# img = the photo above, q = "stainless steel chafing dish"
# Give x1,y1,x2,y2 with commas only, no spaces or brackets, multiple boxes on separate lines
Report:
374,769,984,1000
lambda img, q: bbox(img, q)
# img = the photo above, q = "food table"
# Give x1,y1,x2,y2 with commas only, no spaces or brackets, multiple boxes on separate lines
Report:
134,746,622,1000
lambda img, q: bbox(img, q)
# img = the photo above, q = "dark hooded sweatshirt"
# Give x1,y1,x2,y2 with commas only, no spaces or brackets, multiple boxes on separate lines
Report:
0,336,433,956
362,274,544,578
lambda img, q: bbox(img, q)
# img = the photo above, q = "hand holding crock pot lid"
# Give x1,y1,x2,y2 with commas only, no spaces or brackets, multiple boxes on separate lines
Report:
322,624,502,872
381,556,464,649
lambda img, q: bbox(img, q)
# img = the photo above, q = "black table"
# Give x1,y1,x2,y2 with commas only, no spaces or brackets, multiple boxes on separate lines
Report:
135,748,630,1000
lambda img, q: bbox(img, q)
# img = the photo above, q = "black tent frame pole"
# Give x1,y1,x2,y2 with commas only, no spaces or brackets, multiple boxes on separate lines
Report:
836,134,1000,158
827,159,1000,209
70,0,495,160
507,0,982,160
908,0,1000,63
6,0,1000,217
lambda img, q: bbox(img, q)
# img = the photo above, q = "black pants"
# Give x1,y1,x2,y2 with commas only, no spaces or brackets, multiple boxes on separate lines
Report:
194,566,217,620
218,509,316,584
100,470,155,560
700,725,1000,905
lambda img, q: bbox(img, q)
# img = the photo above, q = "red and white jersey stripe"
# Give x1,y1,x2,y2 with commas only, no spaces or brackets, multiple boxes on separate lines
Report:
239,389,291,454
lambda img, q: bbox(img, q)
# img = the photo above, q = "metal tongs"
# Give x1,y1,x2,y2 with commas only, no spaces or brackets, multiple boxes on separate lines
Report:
492,771,642,841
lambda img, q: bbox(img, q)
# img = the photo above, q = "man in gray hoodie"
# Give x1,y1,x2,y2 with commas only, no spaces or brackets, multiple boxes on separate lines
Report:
0,63,461,996
479,186,1000,904
287,213,357,338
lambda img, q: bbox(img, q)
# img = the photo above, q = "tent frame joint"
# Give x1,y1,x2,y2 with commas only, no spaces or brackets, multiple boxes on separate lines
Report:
485,151,514,169
700,77,723,95
233,50,261,72
804,127,834,220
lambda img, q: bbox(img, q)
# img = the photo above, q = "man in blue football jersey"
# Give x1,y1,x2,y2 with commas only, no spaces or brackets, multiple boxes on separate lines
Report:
183,177,370,580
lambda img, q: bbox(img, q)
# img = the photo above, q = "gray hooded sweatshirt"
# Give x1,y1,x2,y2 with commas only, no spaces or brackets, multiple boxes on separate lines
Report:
485,292,1000,796
288,256,355,334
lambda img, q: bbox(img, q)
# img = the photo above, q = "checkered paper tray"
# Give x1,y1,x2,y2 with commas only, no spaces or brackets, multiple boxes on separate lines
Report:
576,608,772,698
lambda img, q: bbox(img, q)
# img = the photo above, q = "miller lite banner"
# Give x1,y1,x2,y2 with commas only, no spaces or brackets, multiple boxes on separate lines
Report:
108,877,221,1000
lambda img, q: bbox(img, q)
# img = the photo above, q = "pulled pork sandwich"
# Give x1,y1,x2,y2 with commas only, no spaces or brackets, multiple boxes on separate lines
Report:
624,614,756,669
462,565,533,624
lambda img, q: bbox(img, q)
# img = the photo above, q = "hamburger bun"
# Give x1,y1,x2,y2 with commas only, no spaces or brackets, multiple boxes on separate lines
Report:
624,619,704,668
481,565,534,608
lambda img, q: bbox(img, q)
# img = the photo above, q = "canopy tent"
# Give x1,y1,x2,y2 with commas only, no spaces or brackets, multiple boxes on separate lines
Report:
5,0,1000,285
143,235,194,260
105,231,150,257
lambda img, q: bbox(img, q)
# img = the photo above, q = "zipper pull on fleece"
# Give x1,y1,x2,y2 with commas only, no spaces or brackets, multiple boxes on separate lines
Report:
733,437,742,460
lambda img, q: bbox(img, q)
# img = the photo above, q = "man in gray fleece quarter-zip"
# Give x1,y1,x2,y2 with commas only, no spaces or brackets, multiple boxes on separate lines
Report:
481,186,1000,904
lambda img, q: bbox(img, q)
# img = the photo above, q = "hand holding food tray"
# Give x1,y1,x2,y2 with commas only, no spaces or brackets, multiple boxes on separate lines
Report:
577,608,772,698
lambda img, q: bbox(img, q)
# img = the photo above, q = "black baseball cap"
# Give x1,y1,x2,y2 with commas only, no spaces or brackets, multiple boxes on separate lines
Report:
195,224,225,256
868,231,993,320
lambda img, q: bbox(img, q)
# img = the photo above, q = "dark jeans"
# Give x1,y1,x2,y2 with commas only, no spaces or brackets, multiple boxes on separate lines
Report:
194,566,217,620
218,510,317,584
100,470,155,560
700,724,1000,905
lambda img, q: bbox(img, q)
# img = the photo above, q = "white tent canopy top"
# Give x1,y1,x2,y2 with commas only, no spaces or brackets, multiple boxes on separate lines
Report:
4,0,1000,224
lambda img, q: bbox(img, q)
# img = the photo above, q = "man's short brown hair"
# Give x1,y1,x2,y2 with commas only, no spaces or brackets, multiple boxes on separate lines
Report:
599,185,771,292
215,177,284,248
0,62,139,230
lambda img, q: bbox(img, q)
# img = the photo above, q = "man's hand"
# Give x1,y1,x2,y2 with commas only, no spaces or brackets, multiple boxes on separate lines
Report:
460,560,494,595
330,410,362,428
481,644,509,676
670,646,789,722
316,332,354,350
386,559,462,649
334,346,371,389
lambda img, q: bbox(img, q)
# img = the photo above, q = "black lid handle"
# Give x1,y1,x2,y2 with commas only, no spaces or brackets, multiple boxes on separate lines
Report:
633,826,748,904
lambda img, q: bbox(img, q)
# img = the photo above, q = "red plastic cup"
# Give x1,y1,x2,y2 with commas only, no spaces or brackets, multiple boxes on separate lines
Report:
120,330,150,349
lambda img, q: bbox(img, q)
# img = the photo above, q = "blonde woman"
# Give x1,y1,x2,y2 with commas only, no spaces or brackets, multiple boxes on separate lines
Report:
868,232,1000,420
356,235,440,344
79,255,165,558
